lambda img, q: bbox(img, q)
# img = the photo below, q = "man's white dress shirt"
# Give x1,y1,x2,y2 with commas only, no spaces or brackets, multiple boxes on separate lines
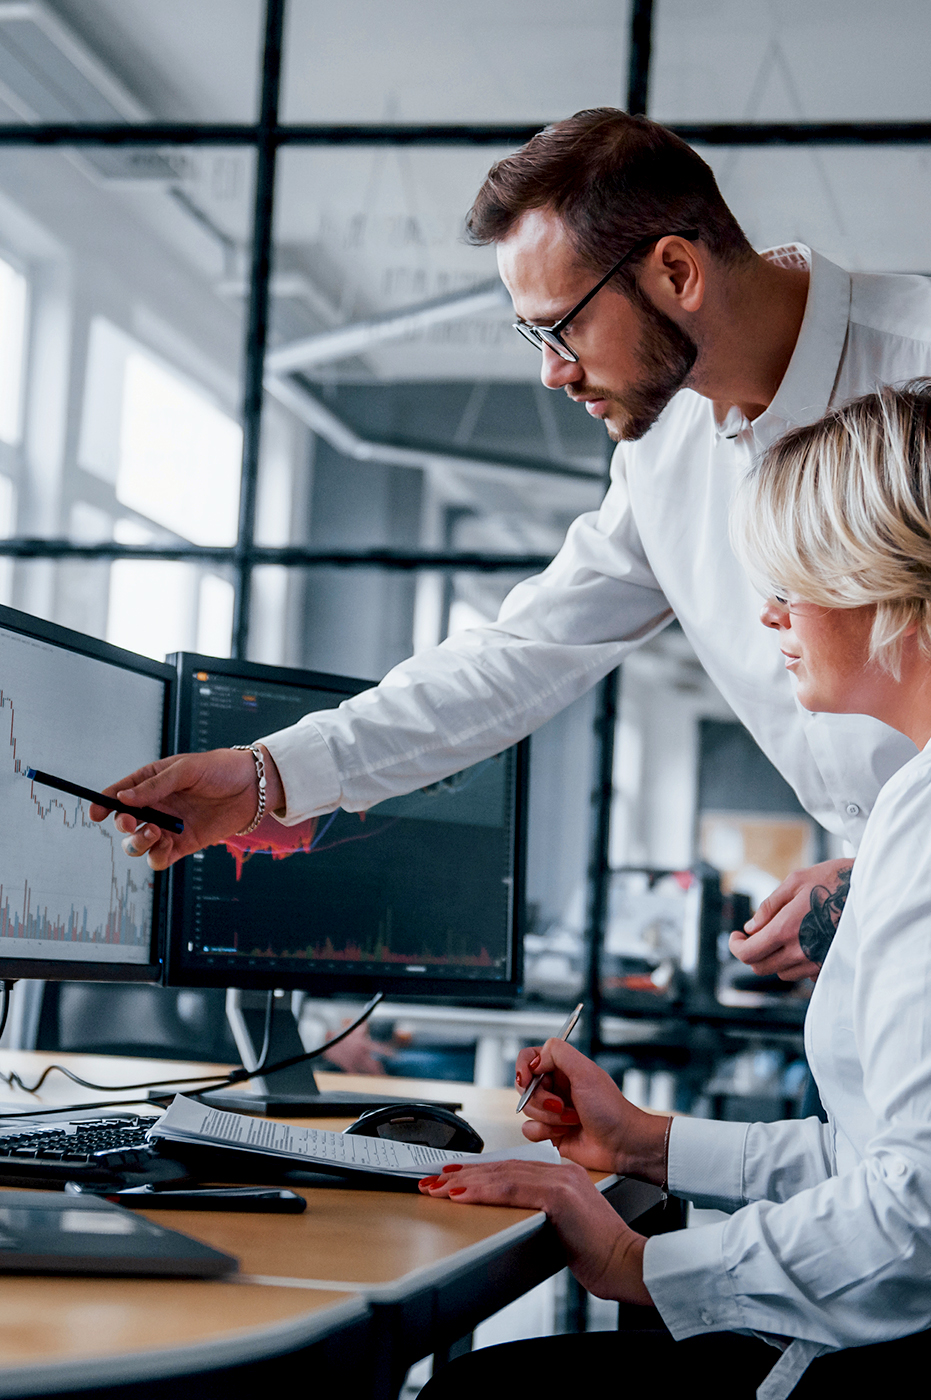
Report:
646,739,931,1395
261,246,931,842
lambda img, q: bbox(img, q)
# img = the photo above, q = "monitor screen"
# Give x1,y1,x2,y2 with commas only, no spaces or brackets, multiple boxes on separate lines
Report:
0,604,173,982
166,654,526,999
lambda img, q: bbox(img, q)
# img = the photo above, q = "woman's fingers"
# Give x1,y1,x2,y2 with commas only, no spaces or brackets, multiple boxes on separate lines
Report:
522,1120,575,1149
418,1159,566,1207
520,1089,578,1130
515,1046,542,1089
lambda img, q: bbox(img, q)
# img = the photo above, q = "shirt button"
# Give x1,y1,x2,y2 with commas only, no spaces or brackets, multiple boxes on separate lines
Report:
700,1309,715,1325
845,803,861,817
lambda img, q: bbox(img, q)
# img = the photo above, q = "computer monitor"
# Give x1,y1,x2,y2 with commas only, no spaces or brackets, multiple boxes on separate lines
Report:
165,652,527,1113
0,603,173,985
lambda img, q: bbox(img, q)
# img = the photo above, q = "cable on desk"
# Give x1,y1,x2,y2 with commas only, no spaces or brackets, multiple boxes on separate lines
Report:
253,989,275,1074
0,991,384,1116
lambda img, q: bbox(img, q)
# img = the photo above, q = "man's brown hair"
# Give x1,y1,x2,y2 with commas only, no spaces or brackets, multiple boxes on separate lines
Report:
466,108,753,284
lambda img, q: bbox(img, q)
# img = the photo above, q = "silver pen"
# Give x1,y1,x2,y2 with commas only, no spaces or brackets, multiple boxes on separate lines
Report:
516,1003,583,1114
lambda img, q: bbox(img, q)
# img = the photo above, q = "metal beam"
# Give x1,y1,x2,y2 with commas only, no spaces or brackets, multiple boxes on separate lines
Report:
671,121,931,146
626,0,654,116
264,374,602,484
232,0,285,660
0,121,930,147
265,280,510,373
0,539,552,572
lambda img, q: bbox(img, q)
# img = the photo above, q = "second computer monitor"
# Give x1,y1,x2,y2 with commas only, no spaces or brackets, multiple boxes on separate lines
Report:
166,653,526,1000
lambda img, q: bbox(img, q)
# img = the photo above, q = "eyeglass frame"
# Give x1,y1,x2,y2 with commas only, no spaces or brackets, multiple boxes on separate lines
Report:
512,228,701,362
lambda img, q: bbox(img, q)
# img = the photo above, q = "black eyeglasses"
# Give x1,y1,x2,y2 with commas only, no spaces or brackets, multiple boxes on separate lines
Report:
512,229,700,362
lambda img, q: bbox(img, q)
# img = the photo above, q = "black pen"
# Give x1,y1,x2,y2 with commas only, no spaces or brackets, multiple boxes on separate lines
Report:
25,768,184,836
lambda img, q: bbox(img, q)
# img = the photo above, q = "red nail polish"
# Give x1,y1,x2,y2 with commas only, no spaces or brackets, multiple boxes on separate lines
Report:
441,1162,463,1172
419,1177,438,1187
544,1098,563,1113
530,1055,541,1071
449,1186,466,1196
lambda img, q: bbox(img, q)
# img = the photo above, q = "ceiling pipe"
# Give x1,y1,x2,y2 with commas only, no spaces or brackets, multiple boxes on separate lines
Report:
264,373,603,486
264,279,511,373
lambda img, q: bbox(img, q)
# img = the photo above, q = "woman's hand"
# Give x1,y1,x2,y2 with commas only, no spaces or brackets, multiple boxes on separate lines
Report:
419,1159,652,1305
89,747,284,871
515,1039,669,1184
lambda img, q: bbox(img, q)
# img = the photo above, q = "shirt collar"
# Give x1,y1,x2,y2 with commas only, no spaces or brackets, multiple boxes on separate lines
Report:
751,243,852,452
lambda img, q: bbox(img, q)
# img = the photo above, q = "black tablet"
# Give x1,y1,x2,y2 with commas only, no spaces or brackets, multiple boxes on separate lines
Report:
0,1191,237,1277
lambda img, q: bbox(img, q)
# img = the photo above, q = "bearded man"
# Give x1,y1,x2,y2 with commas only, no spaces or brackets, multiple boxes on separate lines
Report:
99,109,931,977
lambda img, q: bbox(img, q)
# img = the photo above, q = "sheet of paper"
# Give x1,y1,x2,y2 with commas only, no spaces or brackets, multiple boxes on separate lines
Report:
150,1095,560,1178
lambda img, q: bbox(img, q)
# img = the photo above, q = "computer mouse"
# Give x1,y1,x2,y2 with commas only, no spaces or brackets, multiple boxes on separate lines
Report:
344,1104,484,1154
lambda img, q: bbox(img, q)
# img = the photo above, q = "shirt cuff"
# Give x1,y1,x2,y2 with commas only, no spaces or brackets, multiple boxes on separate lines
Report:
258,718,342,823
644,1223,744,1339
667,1116,749,1210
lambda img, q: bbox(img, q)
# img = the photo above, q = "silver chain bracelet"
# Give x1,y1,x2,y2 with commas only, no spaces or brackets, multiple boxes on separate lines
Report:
232,744,267,835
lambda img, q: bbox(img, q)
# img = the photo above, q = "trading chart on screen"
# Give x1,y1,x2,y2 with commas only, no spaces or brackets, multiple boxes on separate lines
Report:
0,623,165,966
173,666,519,987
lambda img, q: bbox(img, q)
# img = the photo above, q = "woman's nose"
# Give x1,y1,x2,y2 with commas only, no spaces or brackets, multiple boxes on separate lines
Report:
760,597,788,630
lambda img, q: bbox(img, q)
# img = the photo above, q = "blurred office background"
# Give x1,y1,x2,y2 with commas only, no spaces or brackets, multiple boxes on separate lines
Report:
0,0,926,1372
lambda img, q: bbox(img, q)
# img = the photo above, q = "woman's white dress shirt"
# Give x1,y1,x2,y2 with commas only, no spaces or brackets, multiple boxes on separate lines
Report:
261,247,931,842
645,739,931,1396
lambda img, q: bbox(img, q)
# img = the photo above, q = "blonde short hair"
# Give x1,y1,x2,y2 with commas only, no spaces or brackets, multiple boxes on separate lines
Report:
730,382,931,676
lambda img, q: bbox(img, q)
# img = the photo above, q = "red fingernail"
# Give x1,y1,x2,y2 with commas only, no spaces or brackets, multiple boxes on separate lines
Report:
441,1162,462,1172
419,1177,438,1187
449,1187,466,1196
544,1098,563,1112
530,1055,541,1071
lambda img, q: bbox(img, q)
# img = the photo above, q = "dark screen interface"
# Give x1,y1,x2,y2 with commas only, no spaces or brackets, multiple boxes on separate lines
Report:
179,669,516,984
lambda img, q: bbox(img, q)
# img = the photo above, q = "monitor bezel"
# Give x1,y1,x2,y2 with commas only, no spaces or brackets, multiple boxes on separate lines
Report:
165,651,527,1002
0,603,174,983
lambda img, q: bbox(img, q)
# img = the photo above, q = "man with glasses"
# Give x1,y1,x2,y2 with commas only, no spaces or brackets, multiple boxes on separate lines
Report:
103,109,931,980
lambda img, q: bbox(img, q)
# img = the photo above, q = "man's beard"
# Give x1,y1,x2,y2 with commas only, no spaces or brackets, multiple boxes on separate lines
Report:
580,291,698,443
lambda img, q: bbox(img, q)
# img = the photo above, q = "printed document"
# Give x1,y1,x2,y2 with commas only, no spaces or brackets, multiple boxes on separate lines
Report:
150,1095,561,1179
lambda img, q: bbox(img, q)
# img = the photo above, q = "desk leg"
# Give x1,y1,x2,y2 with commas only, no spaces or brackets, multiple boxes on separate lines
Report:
562,1274,588,1333
433,1332,474,1368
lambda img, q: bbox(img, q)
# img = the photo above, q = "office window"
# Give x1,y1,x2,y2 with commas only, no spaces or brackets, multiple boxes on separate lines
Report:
0,256,27,446
117,351,242,548
107,559,197,662
0,473,14,604
197,573,235,658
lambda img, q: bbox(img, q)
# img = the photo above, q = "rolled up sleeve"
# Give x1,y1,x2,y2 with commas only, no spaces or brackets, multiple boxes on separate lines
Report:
256,459,672,821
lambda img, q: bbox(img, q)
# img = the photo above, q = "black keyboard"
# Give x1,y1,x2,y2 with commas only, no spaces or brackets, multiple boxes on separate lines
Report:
0,1115,191,1190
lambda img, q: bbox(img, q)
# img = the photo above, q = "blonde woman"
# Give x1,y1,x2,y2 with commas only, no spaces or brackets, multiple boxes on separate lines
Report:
418,383,931,1399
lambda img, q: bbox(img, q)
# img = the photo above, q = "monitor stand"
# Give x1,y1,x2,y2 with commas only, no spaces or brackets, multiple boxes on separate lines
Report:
192,990,461,1117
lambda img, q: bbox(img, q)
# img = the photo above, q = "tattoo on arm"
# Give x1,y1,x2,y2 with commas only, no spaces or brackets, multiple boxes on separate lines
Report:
798,866,852,965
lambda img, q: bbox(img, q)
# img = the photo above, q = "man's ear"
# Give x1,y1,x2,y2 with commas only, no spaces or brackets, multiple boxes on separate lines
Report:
642,235,705,315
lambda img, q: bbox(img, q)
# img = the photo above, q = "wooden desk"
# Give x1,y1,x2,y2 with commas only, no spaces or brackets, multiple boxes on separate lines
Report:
0,1053,663,1400
0,1278,367,1399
